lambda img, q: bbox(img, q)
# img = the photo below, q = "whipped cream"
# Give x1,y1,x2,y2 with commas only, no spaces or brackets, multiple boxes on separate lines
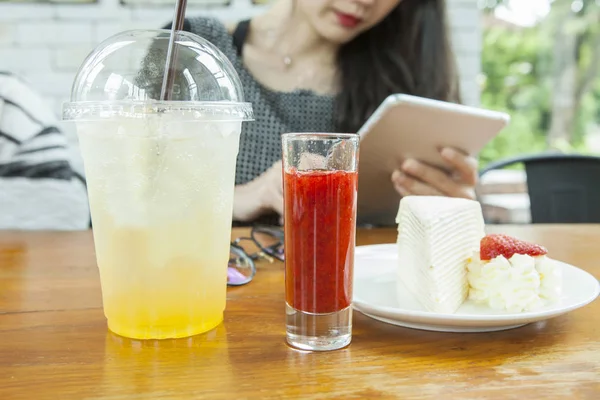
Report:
467,253,562,312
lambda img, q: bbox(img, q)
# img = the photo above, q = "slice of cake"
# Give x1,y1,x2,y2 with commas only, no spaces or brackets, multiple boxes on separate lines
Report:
396,196,485,314
467,234,563,312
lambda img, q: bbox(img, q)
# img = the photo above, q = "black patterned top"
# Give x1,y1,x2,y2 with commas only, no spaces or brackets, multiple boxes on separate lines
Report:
184,17,337,186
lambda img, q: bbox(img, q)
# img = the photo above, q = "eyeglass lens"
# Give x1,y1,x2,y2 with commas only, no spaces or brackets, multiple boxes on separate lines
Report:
228,245,256,286
227,226,284,286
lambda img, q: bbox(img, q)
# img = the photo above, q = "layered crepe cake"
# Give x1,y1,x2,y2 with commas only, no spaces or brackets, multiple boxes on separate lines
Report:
395,196,562,314
395,196,485,314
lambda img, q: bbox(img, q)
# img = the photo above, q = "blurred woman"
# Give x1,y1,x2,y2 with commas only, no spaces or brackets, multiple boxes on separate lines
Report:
165,0,478,224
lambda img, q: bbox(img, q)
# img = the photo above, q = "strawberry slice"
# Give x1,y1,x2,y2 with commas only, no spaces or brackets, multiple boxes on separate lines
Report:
480,233,548,261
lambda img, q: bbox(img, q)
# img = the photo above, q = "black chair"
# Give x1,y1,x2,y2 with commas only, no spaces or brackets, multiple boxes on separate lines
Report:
479,153,600,223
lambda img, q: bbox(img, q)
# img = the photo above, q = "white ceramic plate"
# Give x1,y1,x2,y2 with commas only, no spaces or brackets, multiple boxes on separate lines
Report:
353,244,600,332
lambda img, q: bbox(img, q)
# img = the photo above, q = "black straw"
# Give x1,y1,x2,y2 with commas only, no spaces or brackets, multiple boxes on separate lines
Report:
160,0,188,101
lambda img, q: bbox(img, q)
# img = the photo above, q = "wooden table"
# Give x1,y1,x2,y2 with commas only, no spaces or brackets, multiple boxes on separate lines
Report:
1,226,599,399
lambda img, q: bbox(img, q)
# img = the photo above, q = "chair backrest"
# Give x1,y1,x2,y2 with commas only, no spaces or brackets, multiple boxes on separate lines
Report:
479,153,600,223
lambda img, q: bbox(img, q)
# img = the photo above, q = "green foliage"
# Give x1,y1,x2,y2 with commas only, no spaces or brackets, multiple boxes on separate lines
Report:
478,6,600,169
478,25,552,167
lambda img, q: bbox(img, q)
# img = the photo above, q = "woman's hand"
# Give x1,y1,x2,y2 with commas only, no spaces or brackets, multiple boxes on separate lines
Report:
391,147,478,200
233,161,284,222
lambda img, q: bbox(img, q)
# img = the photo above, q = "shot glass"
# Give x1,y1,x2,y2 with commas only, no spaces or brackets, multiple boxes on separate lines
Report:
282,133,359,351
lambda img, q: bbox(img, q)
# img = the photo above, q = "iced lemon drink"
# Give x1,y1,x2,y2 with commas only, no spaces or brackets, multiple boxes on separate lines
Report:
63,29,253,339
77,116,241,339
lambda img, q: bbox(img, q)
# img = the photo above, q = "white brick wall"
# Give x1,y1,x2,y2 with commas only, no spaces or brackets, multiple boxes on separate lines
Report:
449,0,482,106
0,0,481,119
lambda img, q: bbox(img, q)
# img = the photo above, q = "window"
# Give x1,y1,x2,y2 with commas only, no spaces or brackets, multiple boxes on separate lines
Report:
121,0,230,5
0,0,97,3
478,0,600,167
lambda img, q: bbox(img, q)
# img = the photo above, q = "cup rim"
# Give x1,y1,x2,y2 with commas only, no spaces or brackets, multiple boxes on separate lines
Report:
281,132,358,140
62,100,254,122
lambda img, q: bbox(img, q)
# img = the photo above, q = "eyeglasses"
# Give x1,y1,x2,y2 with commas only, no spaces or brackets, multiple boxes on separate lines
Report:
228,225,284,286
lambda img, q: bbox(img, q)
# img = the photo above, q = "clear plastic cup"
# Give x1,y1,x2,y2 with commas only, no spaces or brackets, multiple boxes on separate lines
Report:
63,30,253,340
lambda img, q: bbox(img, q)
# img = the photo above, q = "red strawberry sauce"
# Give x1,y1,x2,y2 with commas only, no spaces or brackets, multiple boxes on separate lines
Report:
283,168,358,314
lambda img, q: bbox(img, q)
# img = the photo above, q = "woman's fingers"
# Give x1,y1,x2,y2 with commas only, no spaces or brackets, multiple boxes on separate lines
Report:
391,169,444,197
269,161,284,215
401,159,462,197
272,188,284,216
395,159,476,200
440,147,479,186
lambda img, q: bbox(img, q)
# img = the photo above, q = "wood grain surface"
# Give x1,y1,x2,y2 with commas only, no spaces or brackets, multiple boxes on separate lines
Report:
1,225,599,399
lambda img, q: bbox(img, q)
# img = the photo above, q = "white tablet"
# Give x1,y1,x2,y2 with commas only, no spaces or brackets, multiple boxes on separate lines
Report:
356,94,510,226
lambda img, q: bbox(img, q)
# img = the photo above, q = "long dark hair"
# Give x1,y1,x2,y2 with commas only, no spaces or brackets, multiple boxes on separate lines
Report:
335,0,460,133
